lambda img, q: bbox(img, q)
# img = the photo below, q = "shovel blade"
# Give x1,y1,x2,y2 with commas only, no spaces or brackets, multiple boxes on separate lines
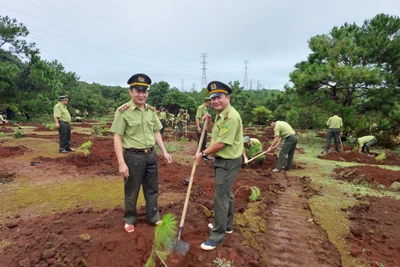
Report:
171,238,190,255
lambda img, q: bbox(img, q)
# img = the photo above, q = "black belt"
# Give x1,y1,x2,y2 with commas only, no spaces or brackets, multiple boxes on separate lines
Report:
125,147,154,154
285,134,296,140
60,121,69,124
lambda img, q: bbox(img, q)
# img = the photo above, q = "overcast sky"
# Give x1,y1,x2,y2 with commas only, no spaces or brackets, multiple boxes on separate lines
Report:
1,0,399,91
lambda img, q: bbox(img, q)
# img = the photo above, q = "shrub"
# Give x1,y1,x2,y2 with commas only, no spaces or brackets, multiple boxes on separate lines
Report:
13,129,25,138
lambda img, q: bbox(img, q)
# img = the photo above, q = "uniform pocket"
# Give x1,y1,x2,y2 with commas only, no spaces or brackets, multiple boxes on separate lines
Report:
146,120,155,134
125,120,141,135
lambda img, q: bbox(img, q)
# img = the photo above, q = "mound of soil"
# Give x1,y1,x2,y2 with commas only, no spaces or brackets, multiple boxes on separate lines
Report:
0,145,30,158
0,127,14,133
334,166,400,188
347,197,400,267
318,151,400,166
34,124,51,132
72,123,94,128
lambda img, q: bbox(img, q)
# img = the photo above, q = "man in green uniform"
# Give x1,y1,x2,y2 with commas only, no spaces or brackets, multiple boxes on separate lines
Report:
54,95,73,153
176,108,185,138
110,73,173,234
325,112,343,152
159,107,167,135
195,97,212,151
266,119,298,172
168,112,175,128
242,136,265,165
351,135,377,154
184,109,190,126
194,81,243,251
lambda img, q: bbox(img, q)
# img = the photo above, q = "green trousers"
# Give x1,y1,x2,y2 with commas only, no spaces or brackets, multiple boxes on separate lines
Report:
210,157,242,243
276,134,298,171
58,121,71,151
326,128,340,151
123,148,159,225
197,123,208,151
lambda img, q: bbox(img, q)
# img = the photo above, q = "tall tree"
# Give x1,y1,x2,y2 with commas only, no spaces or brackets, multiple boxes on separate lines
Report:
290,14,400,108
0,15,37,57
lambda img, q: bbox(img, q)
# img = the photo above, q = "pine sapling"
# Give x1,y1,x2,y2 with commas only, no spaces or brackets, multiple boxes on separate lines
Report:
76,141,92,156
145,213,177,267
233,185,261,202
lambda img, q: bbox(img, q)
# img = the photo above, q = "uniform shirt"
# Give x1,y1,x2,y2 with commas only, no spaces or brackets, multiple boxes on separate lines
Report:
326,115,343,129
274,121,295,139
184,113,190,121
159,111,166,120
176,113,185,122
245,138,262,151
110,100,162,149
54,102,72,123
358,135,376,146
196,103,209,124
244,138,262,155
211,104,243,159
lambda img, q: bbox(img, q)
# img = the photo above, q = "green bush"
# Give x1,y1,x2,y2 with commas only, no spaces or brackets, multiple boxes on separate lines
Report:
13,129,25,138
42,122,56,131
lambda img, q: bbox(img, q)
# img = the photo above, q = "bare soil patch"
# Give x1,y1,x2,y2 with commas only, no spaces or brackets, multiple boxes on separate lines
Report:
318,150,400,166
334,166,400,188
347,197,400,267
0,145,30,157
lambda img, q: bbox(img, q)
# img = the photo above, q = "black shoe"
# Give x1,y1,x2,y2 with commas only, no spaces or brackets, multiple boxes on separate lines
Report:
66,148,75,152
59,149,68,153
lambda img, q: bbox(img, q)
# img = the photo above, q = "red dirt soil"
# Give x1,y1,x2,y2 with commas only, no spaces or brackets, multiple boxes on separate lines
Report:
0,145,30,157
334,166,400,188
318,150,400,166
347,197,400,267
0,135,289,266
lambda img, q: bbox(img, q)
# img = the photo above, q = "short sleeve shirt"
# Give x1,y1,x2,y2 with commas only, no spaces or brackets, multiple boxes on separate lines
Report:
211,104,243,159
177,113,185,122
274,121,295,139
110,101,162,149
358,135,375,146
326,115,343,129
54,102,71,122
244,138,262,153
196,104,208,124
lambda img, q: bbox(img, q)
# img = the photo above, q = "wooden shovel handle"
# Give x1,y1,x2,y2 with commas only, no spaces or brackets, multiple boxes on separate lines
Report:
179,118,209,227
245,150,273,164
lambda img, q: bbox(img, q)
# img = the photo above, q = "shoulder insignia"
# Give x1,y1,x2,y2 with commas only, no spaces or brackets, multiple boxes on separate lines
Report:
146,104,155,111
224,111,229,120
118,104,130,113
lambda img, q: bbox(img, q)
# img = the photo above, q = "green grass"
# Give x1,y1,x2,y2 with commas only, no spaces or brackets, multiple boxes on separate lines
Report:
0,177,146,224
294,130,400,267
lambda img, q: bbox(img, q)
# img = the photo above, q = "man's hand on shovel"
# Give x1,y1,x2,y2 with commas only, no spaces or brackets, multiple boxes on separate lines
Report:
194,152,204,165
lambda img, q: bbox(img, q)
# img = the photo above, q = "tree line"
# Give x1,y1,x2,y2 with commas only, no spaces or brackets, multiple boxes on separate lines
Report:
1,14,400,146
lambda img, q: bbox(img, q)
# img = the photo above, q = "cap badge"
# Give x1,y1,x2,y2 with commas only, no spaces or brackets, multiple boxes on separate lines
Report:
211,83,217,90
138,76,145,82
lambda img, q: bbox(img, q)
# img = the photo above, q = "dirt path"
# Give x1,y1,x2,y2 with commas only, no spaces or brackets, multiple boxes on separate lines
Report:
264,172,341,267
